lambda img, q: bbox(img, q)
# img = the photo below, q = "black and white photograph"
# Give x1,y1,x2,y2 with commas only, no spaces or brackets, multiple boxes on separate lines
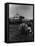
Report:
5,3,34,43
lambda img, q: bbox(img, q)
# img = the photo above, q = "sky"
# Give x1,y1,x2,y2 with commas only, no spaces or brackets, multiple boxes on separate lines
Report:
9,4,33,19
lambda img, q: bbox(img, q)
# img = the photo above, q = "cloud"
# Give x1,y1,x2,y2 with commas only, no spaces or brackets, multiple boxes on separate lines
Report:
9,4,33,19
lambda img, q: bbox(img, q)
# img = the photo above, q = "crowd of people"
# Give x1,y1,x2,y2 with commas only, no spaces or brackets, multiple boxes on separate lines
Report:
9,16,34,42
